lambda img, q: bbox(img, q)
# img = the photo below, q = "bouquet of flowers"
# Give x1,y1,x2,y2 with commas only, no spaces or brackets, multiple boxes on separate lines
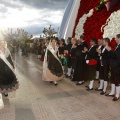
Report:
59,54,67,66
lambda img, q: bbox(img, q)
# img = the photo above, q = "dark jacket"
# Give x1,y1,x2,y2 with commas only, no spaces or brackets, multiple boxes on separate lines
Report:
97,45,104,60
70,44,77,57
86,45,98,60
75,41,88,59
109,44,120,67
58,46,65,54
65,43,72,54
100,48,110,66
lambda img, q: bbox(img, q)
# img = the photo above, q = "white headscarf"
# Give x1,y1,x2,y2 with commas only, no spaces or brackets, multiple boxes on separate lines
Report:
0,40,16,75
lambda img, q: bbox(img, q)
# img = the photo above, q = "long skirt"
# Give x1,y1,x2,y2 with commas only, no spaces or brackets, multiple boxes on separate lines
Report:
72,58,87,81
42,67,64,81
0,59,18,93
42,50,64,81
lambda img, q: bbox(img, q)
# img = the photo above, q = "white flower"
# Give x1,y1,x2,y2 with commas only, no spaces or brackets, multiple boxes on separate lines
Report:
75,9,94,39
103,9,120,40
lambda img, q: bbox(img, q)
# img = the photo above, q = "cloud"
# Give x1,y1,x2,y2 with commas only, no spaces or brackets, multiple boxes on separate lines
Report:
0,4,8,19
0,4,8,12
0,0,69,36
20,0,69,10
23,24,59,37
0,0,23,9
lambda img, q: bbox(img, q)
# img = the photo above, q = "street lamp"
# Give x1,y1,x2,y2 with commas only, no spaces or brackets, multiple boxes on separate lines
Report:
43,25,58,37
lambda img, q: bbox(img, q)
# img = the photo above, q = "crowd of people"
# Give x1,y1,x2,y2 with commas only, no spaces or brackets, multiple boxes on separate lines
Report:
0,33,120,110
42,34,120,102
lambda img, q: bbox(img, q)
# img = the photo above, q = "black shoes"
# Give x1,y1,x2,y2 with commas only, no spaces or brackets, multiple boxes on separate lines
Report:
85,85,89,88
105,94,119,101
3,93,8,97
100,91,106,95
49,81,57,86
76,81,85,85
105,94,114,97
95,88,103,91
54,83,58,86
54,81,58,86
66,75,72,79
86,87,93,91
113,97,119,101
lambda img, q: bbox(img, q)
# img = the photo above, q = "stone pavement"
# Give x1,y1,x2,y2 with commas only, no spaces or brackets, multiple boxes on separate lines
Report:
0,52,120,120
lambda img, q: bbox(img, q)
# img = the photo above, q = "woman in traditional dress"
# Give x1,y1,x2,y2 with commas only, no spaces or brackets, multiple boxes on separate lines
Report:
42,38,64,85
0,40,19,96
0,39,19,109
37,41,42,59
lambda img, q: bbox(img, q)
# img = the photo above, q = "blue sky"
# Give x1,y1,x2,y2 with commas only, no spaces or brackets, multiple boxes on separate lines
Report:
0,0,69,37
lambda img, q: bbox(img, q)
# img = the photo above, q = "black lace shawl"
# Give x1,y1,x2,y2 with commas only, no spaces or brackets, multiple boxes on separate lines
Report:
47,50,63,77
0,55,18,90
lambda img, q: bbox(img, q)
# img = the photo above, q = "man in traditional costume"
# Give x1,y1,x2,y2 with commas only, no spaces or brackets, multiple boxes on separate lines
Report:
106,34,120,101
64,37,72,78
72,35,88,85
96,39,104,80
70,38,77,78
83,38,98,90
58,40,67,74
96,38,110,95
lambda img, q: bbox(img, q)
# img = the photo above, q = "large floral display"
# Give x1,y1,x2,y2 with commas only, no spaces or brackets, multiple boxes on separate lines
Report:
73,0,120,49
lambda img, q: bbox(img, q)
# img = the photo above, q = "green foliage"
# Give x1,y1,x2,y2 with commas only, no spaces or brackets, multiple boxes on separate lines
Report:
96,0,106,11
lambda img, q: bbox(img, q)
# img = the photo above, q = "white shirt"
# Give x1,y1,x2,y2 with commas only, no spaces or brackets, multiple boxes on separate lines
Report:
100,47,106,66
100,47,106,60
85,45,93,60
98,45,102,56
98,45,102,50
85,45,94,63
114,44,120,51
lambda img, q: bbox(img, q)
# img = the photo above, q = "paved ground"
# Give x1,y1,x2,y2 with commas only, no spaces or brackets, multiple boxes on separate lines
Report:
0,51,120,120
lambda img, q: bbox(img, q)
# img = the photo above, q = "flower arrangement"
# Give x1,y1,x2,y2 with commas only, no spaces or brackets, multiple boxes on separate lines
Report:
103,10,120,40
73,0,120,48
75,9,94,39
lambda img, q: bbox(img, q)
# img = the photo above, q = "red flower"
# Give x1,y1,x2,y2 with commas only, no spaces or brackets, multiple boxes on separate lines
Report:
72,0,120,48
110,38,117,51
